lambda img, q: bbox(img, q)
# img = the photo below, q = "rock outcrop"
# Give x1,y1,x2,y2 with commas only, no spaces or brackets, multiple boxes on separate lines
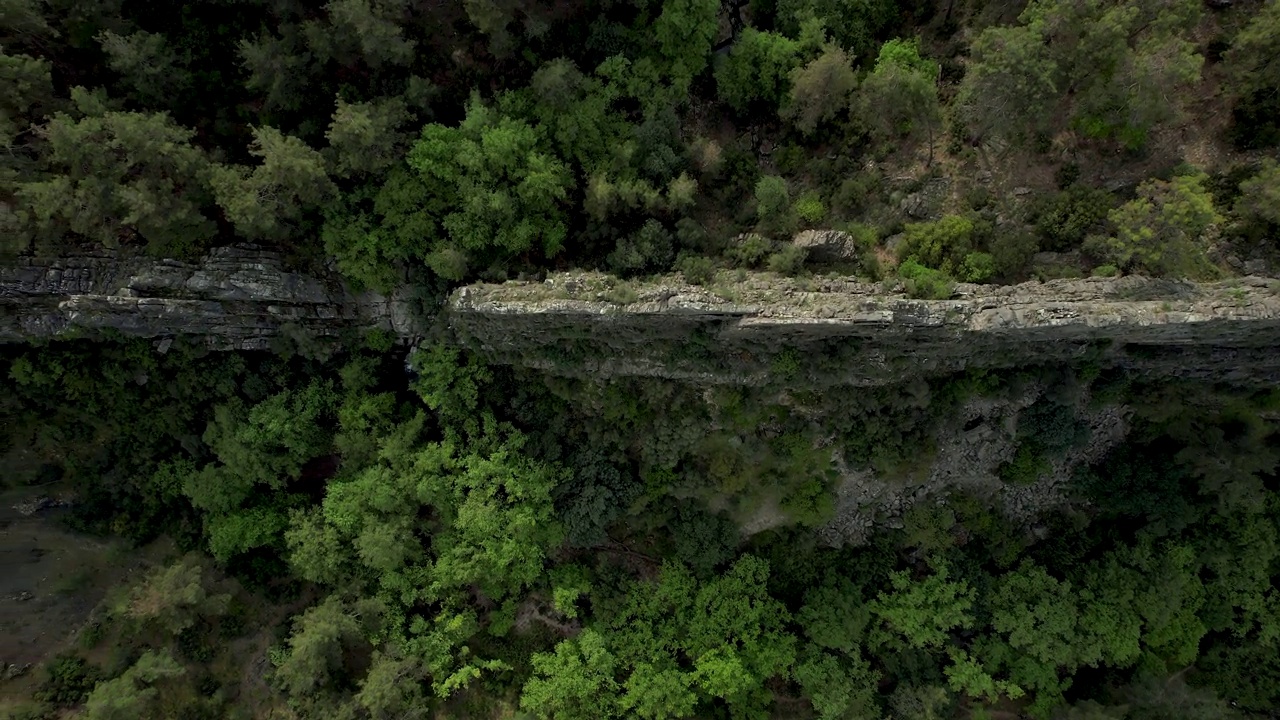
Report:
0,246,423,349
7,249,1280,388
446,271,1280,386
790,229,861,263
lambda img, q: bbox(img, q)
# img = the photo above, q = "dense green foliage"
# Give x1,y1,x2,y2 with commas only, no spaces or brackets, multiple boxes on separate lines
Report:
3,337,1279,719
2,0,1280,717
2,0,1276,284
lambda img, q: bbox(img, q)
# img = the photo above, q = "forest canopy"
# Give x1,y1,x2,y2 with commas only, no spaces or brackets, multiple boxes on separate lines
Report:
1,0,1278,292
2,1,1280,719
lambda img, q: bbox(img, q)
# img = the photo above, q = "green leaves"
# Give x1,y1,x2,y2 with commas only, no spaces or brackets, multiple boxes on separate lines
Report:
17,104,215,256
272,596,367,697
406,98,572,277
960,0,1203,148
715,29,801,114
525,556,796,719
521,630,621,719
325,96,411,177
80,650,185,720
1095,173,1220,278
957,24,1058,144
858,39,941,147
652,0,719,93
785,44,857,135
869,559,975,651
211,126,335,242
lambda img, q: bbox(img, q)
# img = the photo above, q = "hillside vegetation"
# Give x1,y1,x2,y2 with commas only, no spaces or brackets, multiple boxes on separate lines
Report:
2,2,1280,719
2,0,1278,292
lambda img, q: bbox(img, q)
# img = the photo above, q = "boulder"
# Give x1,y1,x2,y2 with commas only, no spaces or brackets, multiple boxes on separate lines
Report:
791,229,858,263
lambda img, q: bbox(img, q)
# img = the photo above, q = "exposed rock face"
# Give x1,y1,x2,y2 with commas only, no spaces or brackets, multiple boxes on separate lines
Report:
446,271,1280,386
1,246,422,349
7,248,1280,389
791,229,859,263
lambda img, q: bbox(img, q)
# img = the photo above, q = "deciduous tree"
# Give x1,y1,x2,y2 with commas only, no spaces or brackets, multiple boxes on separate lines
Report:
784,43,857,135
407,97,572,276
715,29,801,114
857,39,940,158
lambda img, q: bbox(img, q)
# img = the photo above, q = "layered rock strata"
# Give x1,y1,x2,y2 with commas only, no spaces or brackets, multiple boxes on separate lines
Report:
0,246,421,349
447,272,1280,386
6,248,1280,388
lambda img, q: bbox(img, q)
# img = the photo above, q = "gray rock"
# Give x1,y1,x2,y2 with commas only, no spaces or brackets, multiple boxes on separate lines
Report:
0,246,425,350
446,271,1280,387
899,178,951,220
1244,259,1268,275
791,229,859,263
1031,251,1083,268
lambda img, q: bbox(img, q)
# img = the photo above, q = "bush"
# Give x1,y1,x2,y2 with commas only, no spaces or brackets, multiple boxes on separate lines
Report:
1033,186,1113,252
35,655,101,706
755,176,790,220
727,233,775,268
899,215,979,272
898,260,955,299
608,219,675,276
999,445,1051,485
1099,174,1220,278
989,229,1039,279
833,171,883,217
1091,264,1119,277
676,253,716,285
959,252,995,283
793,191,826,225
675,217,711,252
767,245,808,275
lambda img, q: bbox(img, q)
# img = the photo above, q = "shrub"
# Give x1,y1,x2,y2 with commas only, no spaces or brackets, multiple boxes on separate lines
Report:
793,191,826,224
767,245,808,275
959,252,996,283
1235,160,1280,228
999,445,1050,485
1091,264,1119,277
727,233,774,268
608,219,675,276
676,253,716,285
899,215,978,272
898,259,955,299
1033,186,1113,252
833,171,883,217
1098,173,1221,278
989,229,1039,279
755,175,790,220
35,655,101,706
675,217,710,251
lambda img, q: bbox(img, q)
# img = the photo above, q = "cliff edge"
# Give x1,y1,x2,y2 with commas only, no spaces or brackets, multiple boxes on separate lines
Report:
6,248,1280,386
446,271,1280,385
0,246,421,349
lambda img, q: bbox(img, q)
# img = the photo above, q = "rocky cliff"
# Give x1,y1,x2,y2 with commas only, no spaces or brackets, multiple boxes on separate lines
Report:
6,248,1280,388
0,246,422,349
446,271,1280,386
